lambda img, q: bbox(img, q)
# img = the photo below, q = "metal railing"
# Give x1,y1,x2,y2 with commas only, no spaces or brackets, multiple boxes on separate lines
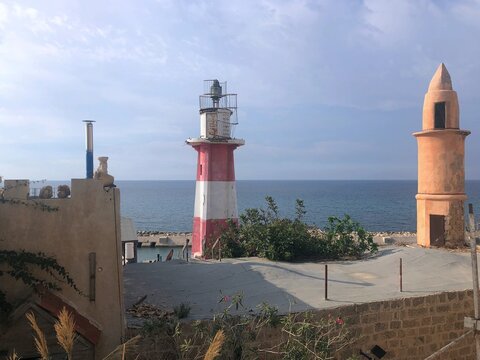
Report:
210,237,222,261
182,239,190,262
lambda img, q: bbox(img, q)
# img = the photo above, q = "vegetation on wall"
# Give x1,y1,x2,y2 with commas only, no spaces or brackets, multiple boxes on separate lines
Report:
137,292,356,360
7,295,356,359
0,198,59,212
212,196,378,261
0,249,80,323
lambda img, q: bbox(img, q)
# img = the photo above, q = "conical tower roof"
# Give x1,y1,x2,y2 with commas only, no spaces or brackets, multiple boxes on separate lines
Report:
428,63,453,91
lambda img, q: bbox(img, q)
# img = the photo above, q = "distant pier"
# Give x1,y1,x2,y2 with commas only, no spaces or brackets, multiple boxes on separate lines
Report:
136,231,192,248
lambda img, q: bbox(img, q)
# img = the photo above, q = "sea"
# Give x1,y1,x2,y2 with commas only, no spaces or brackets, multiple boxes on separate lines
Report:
30,180,480,262
118,180,480,233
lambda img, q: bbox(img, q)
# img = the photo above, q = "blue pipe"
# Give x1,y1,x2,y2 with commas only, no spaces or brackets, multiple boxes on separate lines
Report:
86,151,93,178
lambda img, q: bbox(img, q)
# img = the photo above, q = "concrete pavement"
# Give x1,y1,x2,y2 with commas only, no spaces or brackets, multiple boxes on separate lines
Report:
123,245,474,323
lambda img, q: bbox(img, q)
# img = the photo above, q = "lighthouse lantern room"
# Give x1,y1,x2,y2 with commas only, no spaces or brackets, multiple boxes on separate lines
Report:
187,80,245,258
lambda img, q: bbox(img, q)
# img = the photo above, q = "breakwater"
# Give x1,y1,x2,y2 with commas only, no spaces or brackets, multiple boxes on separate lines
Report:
136,232,191,248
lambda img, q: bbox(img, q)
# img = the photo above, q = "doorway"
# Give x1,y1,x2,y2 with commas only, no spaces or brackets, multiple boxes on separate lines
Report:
430,215,445,246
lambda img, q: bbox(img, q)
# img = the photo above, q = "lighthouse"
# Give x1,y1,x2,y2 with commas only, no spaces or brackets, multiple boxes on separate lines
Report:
413,63,470,247
187,80,245,258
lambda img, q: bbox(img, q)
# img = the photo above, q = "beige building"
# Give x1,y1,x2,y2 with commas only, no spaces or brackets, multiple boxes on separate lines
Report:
413,63,470,247
0,178,125,359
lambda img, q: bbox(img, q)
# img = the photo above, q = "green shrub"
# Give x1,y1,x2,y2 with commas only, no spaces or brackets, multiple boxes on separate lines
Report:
218,197,377,262
322,215,378,259
173,303,191,319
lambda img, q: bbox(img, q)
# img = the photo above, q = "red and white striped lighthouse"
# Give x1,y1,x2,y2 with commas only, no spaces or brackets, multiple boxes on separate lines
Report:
186,80,244,258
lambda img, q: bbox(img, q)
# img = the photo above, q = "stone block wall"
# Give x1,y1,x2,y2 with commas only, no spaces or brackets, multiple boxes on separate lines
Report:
445,201,465,247
133,290,476,359
327,290,474,359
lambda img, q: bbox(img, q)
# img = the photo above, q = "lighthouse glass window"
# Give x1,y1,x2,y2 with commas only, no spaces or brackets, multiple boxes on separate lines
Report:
434,102,446,129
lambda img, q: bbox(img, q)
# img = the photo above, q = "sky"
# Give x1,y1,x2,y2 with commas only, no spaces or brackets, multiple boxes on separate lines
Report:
1,0,480,180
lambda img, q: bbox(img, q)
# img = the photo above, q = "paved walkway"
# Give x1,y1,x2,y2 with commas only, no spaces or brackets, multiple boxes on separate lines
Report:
123,245,474,322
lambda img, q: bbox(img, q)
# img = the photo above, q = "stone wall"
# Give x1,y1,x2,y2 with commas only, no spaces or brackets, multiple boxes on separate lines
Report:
133,290,475,359
258,290,475,359
445,200,465,247
329,290,474,359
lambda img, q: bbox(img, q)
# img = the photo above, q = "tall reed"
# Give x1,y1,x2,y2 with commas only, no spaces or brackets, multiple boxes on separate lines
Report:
54,307,76,360
203,330,225,360
5,350,19,360
102,335,141,360
26,311,50,360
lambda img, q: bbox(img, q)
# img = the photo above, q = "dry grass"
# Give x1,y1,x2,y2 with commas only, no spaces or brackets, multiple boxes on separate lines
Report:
54,307,76,360
203,330,225,360
5,350,20,360
102,335,141,360
26,311,50,360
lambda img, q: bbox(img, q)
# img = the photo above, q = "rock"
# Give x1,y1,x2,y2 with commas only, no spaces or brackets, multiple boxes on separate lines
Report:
39,186,53,199
383,237,395,244
57,185,71,199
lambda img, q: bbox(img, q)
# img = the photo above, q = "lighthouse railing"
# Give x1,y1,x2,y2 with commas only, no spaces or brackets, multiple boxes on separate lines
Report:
210,237,222,261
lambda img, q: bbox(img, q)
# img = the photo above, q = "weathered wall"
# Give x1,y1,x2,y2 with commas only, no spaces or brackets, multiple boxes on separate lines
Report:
262,290,475,360
333,290,474,359
416,197,466,247
0,179,125,359
134,290,475,360
416,131,467,195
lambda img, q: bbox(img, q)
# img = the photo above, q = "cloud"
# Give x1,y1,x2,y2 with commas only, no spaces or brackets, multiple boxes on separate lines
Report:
1,0,480,180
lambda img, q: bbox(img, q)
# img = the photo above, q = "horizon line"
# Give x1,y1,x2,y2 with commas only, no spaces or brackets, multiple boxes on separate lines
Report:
33,178,480,182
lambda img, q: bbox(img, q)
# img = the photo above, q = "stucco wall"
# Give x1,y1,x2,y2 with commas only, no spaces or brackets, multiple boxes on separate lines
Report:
416,131,467,195
0,179,125,359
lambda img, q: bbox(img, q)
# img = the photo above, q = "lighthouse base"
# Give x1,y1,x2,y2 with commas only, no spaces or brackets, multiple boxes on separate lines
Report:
192,217,237,258
416,194,466,248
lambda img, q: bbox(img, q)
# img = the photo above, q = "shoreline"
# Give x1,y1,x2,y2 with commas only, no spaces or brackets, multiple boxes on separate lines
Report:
136,230,417,248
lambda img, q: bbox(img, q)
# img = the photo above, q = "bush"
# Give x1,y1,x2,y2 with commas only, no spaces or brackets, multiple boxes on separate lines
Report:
137,293,356,360
218,197,377,262
173,303,191,319
322,215,378,259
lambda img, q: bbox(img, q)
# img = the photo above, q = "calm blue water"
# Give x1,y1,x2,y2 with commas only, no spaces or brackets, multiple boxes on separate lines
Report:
118,180,480,233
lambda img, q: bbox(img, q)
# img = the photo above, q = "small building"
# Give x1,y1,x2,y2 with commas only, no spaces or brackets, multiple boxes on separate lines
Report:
413,63,470,247
0,178,125,359
121,216,138,263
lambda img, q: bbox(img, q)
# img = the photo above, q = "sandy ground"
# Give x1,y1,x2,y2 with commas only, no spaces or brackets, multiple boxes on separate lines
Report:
124,242,476,325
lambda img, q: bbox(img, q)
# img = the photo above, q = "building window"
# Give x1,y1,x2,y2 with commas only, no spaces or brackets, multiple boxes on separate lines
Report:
199,164,203,175
434,102,446,129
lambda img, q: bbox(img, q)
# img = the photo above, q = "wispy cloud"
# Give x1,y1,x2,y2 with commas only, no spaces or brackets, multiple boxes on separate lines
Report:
1,0,480,180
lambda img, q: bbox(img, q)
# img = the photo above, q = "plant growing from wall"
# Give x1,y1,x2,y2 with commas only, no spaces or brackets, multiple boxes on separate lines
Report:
0,198,59,212
0,249,80,324
135,292,357,360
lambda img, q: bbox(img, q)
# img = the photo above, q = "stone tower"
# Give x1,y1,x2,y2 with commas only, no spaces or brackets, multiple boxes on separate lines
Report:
186,80,244,258
413,63,470,247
